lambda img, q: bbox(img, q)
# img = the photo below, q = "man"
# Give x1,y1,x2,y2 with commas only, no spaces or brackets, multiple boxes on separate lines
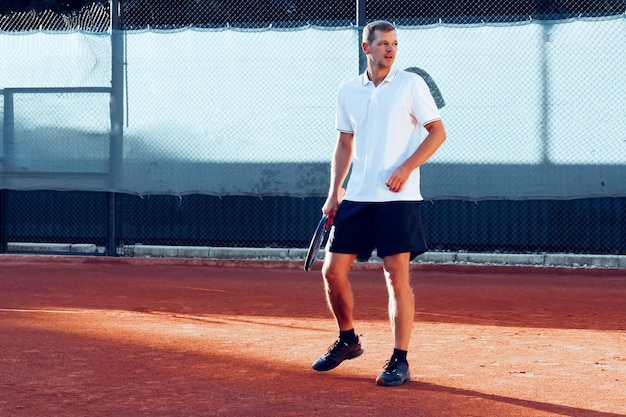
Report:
311,20,446,386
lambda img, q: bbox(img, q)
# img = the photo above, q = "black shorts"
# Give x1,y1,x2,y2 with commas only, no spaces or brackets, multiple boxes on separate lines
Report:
327,200,428,261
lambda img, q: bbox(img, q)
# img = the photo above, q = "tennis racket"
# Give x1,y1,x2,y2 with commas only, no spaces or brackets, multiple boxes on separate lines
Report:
303,214,333,271
404,67,445,109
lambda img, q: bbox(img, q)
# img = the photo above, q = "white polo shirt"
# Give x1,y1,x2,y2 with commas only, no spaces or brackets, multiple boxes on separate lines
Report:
336,67,441,202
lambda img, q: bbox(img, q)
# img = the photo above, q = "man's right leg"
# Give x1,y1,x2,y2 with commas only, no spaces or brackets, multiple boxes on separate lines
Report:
322,252,357,330
312,251,362,371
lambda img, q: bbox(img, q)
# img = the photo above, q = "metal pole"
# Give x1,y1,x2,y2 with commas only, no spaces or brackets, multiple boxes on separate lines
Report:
539,0,555,165
3,91,14,168
356,0,366,74
0,190,7,253
1,91,13,253
108,0,125,256
540,22,553,165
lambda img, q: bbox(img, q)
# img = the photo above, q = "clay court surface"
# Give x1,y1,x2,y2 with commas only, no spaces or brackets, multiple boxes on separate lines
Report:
1,255,625,417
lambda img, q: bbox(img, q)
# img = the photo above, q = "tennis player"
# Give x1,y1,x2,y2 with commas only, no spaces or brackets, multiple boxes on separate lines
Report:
311,20,446,386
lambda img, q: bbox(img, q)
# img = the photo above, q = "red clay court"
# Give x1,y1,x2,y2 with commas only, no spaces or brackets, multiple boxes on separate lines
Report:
1,255,625,416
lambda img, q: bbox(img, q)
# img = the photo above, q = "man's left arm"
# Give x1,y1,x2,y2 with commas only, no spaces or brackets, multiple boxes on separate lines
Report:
385,120,446,192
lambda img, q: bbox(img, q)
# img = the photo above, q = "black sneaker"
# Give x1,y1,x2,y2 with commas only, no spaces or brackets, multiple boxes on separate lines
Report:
375,359,411,386
312,337,363,371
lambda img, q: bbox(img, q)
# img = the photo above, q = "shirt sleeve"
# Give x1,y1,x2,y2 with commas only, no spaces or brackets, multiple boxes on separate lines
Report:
335,85,354,133
411,75,441,127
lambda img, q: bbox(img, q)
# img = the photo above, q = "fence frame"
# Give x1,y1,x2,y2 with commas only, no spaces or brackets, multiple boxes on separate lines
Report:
0,1,623,257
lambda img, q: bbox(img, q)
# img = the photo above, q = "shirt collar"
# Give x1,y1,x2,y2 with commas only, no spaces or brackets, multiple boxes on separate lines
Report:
360,66,399,86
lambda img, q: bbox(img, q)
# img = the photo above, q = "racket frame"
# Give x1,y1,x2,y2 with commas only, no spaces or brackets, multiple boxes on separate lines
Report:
304,214,333,271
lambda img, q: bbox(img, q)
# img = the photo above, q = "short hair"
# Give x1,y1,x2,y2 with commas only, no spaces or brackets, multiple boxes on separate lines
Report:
362,20,396,44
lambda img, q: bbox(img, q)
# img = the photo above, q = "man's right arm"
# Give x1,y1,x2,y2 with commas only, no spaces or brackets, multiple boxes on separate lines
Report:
322,131,353,216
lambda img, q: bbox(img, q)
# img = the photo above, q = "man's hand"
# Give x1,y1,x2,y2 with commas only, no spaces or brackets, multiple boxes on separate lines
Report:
322,187,346,217
386,165,412,192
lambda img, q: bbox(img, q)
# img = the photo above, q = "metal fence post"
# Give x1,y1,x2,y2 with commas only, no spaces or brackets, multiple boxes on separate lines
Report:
0,190,6,253
3,91,14,169
107,0,125,256
1,91,12,253
357,0,366,74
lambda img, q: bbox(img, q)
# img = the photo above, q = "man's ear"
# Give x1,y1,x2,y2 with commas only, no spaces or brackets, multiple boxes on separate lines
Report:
361,42,369,54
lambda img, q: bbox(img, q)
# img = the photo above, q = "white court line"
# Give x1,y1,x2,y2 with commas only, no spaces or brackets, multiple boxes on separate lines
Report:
0,308,81,314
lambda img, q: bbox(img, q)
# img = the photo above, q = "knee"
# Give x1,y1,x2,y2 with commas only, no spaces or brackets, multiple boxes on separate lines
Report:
386,276,412,296
383,267,410,290
383,268,412,295
322,253,354,285
322,263,344,285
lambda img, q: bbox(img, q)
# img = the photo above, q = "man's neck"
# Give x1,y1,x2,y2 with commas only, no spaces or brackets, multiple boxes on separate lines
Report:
367,66,391,87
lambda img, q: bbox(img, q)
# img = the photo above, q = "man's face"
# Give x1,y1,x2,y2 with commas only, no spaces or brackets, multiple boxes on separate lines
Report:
364,29,398,68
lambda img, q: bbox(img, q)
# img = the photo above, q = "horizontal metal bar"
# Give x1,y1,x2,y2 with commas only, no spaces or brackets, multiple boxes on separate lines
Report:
1,87,111,94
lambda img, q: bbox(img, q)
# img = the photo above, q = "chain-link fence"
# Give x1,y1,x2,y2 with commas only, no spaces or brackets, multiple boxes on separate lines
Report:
2,191,624,255
1,1,625,256
0,2,109,31
125,0,624,28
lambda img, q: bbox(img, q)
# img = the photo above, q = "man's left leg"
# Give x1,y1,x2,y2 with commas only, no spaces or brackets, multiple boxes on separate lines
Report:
376,252,414,386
